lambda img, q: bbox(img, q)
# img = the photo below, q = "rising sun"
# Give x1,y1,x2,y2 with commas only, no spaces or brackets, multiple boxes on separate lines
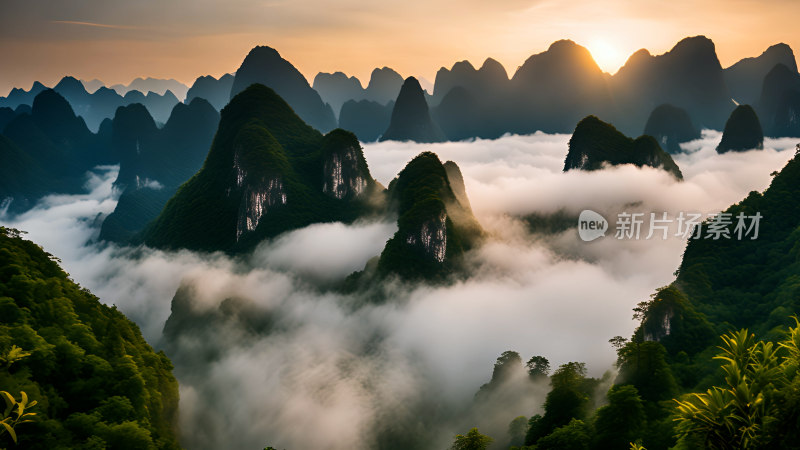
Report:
587,39,626,74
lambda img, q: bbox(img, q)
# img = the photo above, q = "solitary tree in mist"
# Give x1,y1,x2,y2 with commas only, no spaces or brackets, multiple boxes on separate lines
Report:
526,355,551,380
451,428,493,450
491,351,523,384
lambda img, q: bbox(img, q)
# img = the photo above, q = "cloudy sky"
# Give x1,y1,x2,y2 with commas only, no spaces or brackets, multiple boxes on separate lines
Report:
2,0,799,95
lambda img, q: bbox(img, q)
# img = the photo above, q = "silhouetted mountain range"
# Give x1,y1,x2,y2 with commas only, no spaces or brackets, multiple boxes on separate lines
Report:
364,67,405,105
0,81,47,110
643,104,701,154
717,105,764,153
186,74,235,111
99,98,220,242
381,77,445,143
724,43,798,106
513,40,613,134
338,99,394,142
110,77,189,101
0,89,112,211
0,76,181,131
757,63,800,137
7,38,798,147
313,72,365,120
431,58,510,140
612,36,733,134
229,46,337,133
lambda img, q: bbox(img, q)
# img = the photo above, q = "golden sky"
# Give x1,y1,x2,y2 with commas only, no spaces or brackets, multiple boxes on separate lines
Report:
1,0,799,96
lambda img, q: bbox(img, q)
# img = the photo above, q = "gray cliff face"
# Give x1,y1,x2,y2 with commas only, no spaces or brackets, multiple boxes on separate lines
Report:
322,143,368,200
232,149,287,241
644,307,674,342
405,210,448,263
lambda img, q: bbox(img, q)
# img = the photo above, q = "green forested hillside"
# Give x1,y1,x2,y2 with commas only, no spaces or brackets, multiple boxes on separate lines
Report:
0,227,180,449
143,84,377,253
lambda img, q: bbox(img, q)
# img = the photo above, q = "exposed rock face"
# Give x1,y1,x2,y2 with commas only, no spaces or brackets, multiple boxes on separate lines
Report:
758,63,800,137
725,43,798,106
405,210,448,262
338,99,393,142
99,98,220,243
143,84,377,253
380,77,445,143
643,104,701,154
229,46,337,132
186,73,235,111
376,152,482,279
717,105,764,153
611,36,733,135
322,141,368,200
564,115,683,179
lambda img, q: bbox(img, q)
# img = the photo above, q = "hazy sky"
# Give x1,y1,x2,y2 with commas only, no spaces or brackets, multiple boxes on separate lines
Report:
1,0,799,96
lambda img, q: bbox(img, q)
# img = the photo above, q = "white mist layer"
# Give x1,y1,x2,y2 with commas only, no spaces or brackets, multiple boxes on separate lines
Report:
0,132,797,449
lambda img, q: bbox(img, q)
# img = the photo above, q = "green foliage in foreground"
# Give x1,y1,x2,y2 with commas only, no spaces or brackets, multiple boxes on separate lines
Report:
451,427,493,450
0,227,180,449
473,319,800,450
673,324,800,449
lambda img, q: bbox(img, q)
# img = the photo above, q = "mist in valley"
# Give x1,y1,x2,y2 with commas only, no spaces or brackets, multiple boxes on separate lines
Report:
1,131,797,449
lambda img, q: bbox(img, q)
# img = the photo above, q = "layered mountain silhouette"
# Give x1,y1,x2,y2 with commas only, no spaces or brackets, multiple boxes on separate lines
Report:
757,63,800,137
338,99,394,142
0,81,47,109
432,58,510,139
313,72,365,120
100,98,220,242
0,76,181,131
0,89,113,211
717,105,764,153
511,40,612,134
110,77,189,100
376,152,482,280
724,43,798,106
564,115,683,179
186,74,235,111
143,84,378,252
643,104,700,154
380,77,445,143
364,67,405,105
612,36,734,135
121,89,180,124
229,46,337,132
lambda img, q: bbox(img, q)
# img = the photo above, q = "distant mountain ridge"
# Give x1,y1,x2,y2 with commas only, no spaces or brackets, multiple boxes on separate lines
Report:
5,38,799,145
143,83,379,253
0,76,181,131
229,46,337,133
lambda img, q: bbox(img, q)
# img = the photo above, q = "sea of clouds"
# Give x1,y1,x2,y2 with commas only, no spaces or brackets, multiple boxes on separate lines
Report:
1,131,797,449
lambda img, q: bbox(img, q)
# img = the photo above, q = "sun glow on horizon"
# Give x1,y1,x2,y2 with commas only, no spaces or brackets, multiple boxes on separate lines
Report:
586,39,627,74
